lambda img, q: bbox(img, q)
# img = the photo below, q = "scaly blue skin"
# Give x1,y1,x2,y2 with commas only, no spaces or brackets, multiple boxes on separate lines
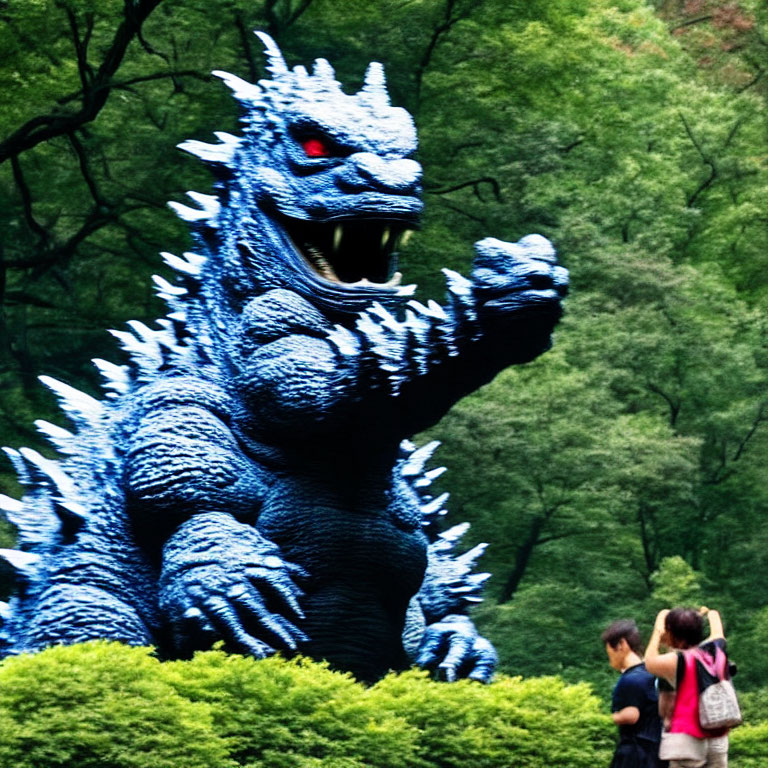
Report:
0,35,568,682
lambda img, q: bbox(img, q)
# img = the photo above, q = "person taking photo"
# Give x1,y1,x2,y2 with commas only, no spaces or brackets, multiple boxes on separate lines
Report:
645,607,730,768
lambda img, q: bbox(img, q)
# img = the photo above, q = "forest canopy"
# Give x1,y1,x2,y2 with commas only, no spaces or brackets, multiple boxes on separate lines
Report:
1,0,767,699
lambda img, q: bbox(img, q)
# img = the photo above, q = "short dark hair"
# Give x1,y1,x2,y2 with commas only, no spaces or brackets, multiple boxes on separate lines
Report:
602,619,643,654
665,608,704,648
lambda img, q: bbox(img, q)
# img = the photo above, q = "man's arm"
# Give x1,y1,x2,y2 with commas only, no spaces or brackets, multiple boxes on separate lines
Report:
612,706,640,725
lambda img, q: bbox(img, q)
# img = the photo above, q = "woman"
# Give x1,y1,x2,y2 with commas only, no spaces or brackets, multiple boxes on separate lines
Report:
645,607,729,768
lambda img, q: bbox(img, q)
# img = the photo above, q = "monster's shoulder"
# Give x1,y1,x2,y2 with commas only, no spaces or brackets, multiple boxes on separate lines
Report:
126,375,235,422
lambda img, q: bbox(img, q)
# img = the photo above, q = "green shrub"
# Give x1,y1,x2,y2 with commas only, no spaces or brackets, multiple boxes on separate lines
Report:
730,723,768,768
162,652,417,768
0,642,231,768
739,687,768,724
0,642,616,768
368,671,614,768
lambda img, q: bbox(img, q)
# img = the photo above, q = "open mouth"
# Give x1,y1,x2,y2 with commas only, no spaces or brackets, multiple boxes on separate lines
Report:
281,216,415,288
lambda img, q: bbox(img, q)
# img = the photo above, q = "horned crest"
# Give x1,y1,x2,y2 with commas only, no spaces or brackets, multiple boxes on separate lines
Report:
179,32,392,171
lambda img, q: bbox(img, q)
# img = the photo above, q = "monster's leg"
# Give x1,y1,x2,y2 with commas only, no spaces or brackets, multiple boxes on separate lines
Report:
20,583,153,651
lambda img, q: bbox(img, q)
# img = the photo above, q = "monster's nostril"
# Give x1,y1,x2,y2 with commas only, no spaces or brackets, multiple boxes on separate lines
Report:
529,273,552,290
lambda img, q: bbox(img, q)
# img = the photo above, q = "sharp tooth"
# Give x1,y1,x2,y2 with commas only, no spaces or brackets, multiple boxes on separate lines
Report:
386,271,403,287
334,225,343,253
401,230,413,247
381,226,391,250
305,245,338,281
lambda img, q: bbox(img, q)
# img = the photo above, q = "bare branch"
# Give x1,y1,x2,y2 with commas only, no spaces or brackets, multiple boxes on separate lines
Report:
437,199,486,225
0,0,164,164
670,14,713,32
731,400,768,464
57,70,209,106
427,177,502,202
10,156,50,244
679,112,717,207
414,0,474,106
59,3,95,90
285,0,314,27
234,11,259,82
68,131,106,208
646,381,681,427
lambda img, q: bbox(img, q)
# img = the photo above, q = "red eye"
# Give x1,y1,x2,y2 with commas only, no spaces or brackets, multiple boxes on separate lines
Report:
301,137,333,158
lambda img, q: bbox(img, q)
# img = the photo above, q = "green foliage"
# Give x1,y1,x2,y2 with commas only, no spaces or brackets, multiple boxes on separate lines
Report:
0,642,229,768
368,670,614,768
729,607,768,689
649,556,704,608
730,723,768,768
0,643,615,768
162,652,417,768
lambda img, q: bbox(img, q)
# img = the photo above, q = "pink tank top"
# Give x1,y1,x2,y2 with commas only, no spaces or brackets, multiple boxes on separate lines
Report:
669,648,728,739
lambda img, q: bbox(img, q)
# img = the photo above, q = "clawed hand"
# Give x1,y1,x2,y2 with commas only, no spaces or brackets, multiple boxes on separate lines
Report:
415,614,498,683
471,235,569,318
160,513,308,657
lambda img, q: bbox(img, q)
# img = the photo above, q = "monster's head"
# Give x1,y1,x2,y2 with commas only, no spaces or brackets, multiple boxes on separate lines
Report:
175,33,422,315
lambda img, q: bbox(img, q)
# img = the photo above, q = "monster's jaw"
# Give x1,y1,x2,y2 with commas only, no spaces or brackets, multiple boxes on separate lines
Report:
280,214,416,289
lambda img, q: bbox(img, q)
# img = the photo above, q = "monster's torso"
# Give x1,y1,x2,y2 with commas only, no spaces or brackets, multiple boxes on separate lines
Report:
258,463,428,680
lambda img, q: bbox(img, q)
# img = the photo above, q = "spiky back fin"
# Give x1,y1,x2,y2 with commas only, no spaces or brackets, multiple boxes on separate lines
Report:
161,251,207,279
168,191,221,229
38,376,104,430
92,358,131,398
34,420,77,455
0,548,41,580
3,448,30,484
0,491,60,549
419,492,450,527
109,319,185,380
18,448,74,497
177,132,240,167
428,524,490,606
3,449,89,540
212,69,263,105
400,440,440,478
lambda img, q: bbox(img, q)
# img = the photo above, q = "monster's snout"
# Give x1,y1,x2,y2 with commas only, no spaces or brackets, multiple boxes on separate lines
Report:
340,153,422,195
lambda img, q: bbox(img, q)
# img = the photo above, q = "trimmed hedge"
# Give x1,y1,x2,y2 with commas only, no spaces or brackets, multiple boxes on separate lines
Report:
2,642,765,768
730,723,768,768
0,642,614,768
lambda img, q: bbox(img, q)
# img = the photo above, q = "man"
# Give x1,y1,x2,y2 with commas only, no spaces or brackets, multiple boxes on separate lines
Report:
603,619,666,768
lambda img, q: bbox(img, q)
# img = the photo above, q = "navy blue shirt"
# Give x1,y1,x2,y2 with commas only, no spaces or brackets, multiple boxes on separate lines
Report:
612,662,663,744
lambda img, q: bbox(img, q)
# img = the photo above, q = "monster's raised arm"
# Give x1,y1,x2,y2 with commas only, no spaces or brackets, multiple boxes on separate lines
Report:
322,232,567,434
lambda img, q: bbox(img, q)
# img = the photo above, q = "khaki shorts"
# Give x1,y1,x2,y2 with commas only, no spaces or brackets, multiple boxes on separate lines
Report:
669,735,728,768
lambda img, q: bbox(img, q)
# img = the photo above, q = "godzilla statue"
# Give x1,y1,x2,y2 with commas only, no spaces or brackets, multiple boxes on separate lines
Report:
0,34,568,683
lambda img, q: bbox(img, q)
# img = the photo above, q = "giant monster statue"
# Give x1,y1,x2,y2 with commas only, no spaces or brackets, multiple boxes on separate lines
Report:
0,35,568,682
